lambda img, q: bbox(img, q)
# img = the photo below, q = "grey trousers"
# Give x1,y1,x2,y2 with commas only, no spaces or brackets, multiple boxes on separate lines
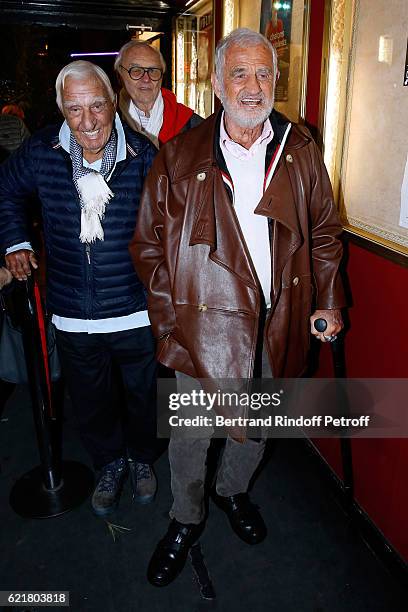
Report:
169,344,272,524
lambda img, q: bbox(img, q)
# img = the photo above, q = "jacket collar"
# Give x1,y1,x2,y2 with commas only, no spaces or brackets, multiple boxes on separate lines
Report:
186,108,308,239
159,87,194,144
173,107,310,182
58,113,127,164
118,87,194,146
186,108,308,291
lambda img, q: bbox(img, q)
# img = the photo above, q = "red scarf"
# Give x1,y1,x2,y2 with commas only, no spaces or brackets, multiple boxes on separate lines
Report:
158,88,194,144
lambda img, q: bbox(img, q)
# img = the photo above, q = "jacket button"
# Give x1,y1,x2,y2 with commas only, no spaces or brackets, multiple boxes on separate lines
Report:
286,154,293,163
292,276,299,286
196,172,206,181
198,303,208,312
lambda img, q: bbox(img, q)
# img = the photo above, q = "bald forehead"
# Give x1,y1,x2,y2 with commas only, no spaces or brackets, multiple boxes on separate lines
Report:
122,45,162,67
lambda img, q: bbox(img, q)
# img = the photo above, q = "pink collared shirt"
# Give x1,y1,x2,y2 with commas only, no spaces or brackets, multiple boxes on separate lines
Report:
220,112,274,160
219,112,273,306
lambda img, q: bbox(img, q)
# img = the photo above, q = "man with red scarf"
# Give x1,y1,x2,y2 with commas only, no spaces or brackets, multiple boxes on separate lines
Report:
115,41,202,148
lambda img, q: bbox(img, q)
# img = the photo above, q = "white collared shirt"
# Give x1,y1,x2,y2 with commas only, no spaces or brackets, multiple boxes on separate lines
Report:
6,113,151,333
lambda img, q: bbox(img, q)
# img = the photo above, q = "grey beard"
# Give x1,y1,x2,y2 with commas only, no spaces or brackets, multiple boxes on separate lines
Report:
220,91,274,129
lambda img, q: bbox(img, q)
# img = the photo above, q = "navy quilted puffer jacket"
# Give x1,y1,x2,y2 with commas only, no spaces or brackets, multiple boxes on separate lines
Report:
0,121,157,319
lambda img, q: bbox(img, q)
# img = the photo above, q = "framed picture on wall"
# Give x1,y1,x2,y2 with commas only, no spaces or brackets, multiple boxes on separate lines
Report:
320,0,408,260
173,0,214,119
260,0,310,123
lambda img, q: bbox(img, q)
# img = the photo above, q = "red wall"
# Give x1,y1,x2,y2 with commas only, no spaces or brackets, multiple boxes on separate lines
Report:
305,0,325,128
305,2,408,562
341,244,408,560
342,244,408,377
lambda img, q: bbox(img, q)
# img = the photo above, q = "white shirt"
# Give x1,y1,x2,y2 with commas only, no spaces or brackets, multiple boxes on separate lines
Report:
129,103,150,130
127,91,164,147
6,114,151,333
220,113,274,306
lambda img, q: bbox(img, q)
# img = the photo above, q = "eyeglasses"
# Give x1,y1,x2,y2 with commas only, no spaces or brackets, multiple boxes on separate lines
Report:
120,65,163,81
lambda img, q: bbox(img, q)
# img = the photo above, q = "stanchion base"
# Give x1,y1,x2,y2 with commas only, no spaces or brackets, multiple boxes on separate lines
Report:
9,460,94,519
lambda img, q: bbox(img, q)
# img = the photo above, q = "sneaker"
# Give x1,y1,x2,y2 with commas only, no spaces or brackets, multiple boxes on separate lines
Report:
91,457,128,517
128,459,157,504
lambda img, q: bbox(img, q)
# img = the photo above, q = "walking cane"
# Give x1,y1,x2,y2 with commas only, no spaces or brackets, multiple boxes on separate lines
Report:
314,318,354,508
9,275,93,518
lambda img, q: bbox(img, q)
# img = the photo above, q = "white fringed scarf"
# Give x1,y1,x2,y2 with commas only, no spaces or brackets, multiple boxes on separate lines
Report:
70,130,117,243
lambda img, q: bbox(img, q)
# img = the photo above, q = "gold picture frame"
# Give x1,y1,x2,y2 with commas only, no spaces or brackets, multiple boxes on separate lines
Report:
259,0,310,124
173,0,215,119
319,0,408,261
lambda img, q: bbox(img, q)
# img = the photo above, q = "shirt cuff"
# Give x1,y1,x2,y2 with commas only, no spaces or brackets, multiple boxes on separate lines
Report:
6,242,33,254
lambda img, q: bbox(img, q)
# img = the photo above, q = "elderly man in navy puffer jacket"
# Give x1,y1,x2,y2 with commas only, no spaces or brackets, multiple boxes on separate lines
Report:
0,60,159,516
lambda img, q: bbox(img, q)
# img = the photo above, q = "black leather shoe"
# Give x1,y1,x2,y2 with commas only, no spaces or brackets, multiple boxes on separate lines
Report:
147,519,204,587
212,491,267,545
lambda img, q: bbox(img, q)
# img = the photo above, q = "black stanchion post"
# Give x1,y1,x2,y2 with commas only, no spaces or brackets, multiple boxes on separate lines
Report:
23,278,60,490
9,277,94,519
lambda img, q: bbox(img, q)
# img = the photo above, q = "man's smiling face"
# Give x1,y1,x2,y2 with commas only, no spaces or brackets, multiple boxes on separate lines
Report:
62,75,116,162
212,43,276,130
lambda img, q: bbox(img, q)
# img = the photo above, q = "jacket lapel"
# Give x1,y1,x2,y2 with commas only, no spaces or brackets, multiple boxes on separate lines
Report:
188,166,259,290
256,162,303,283
174,112,258,290
177,109,307,294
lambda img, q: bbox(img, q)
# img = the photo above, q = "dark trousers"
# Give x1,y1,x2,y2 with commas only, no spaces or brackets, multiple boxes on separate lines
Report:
55,326,157,470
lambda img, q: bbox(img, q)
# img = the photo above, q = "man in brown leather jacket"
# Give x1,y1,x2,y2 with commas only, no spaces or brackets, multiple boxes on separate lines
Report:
131,28,345,587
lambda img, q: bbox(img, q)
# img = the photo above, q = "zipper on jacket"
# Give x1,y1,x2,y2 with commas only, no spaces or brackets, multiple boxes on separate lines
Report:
85,243,92,318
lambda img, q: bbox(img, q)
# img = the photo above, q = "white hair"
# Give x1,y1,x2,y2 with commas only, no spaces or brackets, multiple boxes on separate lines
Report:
114,40,166,75
214,28,278,84
55,60,115,111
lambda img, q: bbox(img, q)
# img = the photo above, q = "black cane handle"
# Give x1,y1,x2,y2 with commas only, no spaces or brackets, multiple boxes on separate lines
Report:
314,318,327,333
314,316,344,374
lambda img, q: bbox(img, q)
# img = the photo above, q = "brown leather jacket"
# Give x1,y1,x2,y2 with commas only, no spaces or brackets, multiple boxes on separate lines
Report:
130,110,346,379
